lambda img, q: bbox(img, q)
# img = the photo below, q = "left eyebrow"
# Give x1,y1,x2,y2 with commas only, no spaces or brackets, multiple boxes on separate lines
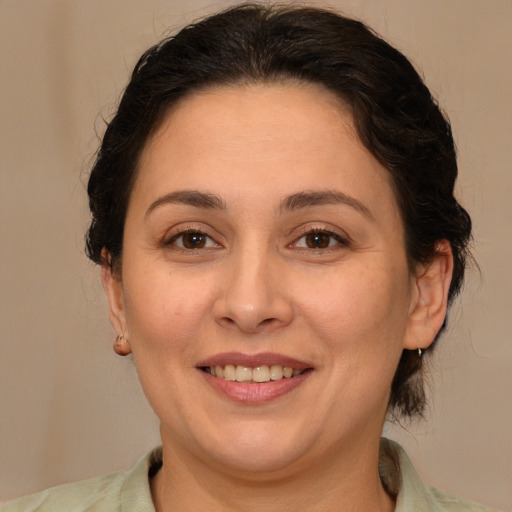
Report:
280,190,374,221
145,190,227,218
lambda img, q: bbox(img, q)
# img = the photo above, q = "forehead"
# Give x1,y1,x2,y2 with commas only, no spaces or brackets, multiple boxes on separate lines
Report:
143,82,354,161
133,82,397,217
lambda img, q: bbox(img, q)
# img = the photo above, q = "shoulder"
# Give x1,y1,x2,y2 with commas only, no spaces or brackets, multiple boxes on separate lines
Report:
2,471,126,512
426,486,496,512
380,438,496,512
1,448,161,512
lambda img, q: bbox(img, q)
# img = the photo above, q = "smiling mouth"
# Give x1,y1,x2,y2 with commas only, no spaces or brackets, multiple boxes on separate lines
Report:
201,364,307,383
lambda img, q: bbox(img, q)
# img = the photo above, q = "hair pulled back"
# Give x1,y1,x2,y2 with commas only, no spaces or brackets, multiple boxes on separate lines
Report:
86,3,472,418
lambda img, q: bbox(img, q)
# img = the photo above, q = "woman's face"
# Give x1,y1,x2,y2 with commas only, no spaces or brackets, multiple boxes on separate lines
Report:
106,83,423,475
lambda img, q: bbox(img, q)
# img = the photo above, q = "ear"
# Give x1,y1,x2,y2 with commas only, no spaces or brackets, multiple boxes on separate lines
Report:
404,240,454,351
101,251,131,356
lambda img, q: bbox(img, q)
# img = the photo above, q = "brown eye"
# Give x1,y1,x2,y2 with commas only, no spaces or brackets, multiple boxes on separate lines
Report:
294,230,347,250
182,232,206,249
305,232,331,249
169,231,217,249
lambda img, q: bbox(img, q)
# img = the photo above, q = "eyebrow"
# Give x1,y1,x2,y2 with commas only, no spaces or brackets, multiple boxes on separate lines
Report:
280,190,374,220
145,188,373,220
145,190,227,217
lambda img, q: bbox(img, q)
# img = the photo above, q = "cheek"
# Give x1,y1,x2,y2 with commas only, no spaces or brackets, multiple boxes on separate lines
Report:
297,260,412,355
123,267,216,354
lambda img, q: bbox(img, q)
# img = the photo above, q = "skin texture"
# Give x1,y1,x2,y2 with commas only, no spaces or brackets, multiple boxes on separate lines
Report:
103,83,453,512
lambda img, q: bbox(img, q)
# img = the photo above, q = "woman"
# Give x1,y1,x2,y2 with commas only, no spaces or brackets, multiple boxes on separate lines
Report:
3,4,494,511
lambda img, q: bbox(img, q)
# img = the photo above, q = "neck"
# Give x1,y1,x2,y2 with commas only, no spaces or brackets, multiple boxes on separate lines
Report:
150,433,395,512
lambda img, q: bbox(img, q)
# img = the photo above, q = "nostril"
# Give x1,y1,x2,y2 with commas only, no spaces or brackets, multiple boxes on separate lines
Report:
220,317,236,326
218,315,281,333
213,292,293,333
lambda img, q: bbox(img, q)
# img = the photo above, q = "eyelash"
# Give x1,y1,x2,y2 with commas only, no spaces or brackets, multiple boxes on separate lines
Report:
165,228,219,250
291,228,350,251
165,226,349,253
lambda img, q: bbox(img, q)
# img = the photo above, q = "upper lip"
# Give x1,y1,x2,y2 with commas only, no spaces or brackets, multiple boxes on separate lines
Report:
196,352,312,370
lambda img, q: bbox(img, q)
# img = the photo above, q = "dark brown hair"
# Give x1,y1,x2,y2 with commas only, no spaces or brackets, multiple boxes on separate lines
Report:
86,3,472,417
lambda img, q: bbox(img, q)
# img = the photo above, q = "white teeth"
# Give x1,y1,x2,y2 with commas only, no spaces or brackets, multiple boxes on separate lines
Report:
224,364,236,381
235,366,252,382
205,364,304,383
270,365,283,380
253,366,270,382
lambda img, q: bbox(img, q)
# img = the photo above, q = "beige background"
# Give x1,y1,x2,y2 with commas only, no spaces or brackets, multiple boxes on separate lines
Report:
1,0,511,509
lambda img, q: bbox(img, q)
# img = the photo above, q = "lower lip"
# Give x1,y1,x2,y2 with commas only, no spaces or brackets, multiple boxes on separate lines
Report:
200,370,312,404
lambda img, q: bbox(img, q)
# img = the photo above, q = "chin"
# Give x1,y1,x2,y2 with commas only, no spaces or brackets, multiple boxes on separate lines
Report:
213,447,308,476
195,422,315,476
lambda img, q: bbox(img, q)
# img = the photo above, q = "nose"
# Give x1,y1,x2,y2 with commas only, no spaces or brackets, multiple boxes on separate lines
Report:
213,247,293,334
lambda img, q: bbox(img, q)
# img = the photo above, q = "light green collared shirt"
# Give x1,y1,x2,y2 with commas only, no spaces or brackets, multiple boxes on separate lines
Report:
2,439,495,511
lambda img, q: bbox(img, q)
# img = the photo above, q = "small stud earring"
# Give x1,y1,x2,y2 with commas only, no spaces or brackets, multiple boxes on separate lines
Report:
114,333,131,356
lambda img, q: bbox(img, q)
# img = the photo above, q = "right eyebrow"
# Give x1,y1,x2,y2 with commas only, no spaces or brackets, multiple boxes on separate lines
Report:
145,190,227,218
280,189,375,221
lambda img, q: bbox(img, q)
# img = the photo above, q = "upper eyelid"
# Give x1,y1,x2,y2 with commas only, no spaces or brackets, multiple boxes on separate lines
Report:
169,227,209,236
293,224,351,242
165,222,214,236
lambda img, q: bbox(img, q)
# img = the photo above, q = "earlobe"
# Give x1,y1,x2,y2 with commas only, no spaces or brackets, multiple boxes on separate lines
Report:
113,333,131,357
101,252,131,356
404,240,454,352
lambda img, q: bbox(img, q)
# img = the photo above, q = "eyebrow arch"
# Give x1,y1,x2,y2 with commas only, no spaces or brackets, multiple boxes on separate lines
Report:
145,190,227,217
281,190,374,221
